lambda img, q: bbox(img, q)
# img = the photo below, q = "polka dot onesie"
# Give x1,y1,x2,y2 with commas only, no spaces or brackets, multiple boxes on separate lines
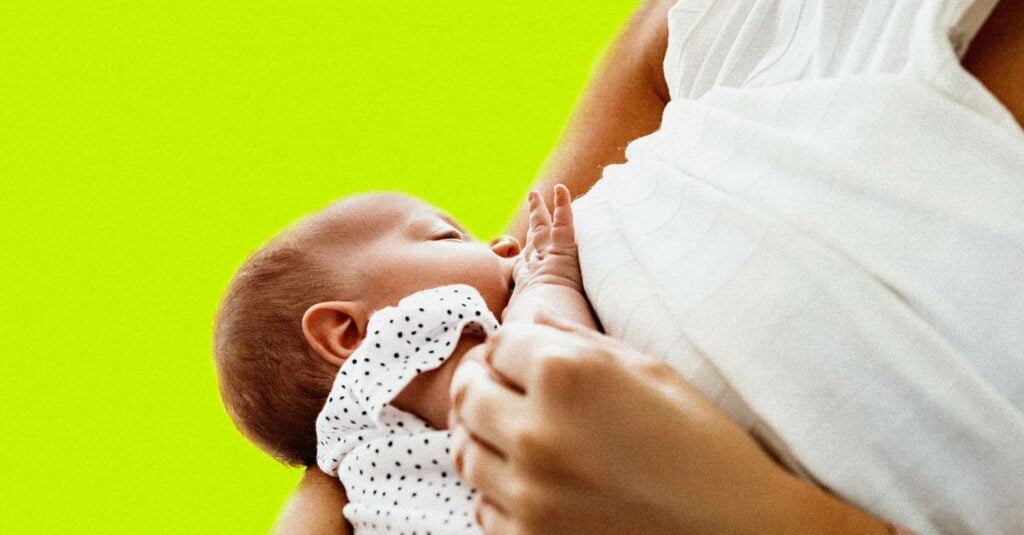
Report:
316,284,498,534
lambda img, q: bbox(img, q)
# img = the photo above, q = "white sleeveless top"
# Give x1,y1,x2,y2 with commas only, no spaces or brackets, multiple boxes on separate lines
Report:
662,0,1015,132
574,1,1023,533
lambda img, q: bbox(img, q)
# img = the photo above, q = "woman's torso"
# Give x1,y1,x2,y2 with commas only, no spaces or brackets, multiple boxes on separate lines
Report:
573,1,1024,532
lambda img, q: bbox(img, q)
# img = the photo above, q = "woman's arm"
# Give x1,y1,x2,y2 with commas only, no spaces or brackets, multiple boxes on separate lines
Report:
505,0,674,243
271,468,350,535
448,312,903,534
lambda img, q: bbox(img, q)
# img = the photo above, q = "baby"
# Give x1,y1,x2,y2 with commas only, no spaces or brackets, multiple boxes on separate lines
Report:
213,184,595,532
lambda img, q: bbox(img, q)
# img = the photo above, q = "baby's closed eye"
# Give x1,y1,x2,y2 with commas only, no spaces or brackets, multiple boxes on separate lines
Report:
433,230,462,241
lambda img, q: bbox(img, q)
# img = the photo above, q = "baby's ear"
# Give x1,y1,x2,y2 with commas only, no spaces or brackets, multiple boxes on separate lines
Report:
301,301,367,367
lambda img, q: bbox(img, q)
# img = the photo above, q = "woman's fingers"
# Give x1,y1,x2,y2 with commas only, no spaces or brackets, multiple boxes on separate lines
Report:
449,423,518,512
475,496,515,535
450,357,529,454
484,322,593,393
535,309,655,368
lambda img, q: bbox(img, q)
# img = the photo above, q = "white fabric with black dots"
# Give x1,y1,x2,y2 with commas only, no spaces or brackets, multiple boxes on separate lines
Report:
316,284,498,534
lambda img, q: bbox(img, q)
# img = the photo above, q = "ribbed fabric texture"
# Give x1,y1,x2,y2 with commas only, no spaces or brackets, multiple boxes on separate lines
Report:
574,1,1023,533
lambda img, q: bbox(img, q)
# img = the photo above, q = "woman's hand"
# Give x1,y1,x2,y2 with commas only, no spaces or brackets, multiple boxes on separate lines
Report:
447,311,894,534
447,311,788,534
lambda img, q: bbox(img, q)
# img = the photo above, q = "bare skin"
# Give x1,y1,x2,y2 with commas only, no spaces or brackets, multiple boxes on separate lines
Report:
510,0,1024,244
449,314,894,534
505,0,673,244
273,2,1024,533
271,467,349,535
961,0,1024,128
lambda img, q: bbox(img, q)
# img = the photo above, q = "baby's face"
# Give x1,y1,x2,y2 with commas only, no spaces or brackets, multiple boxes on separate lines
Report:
315,193,518,320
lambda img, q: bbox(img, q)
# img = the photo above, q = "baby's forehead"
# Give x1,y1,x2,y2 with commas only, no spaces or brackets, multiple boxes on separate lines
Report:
331,192,426,221
303,192,433,245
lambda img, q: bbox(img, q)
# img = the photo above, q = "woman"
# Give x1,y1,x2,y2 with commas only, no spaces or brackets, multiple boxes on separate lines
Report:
276,0,1024,533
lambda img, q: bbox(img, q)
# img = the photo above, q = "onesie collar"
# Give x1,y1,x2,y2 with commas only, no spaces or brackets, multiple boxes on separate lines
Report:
315,284,499,475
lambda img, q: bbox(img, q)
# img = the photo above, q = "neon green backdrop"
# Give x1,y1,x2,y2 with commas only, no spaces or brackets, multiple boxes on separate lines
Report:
1,2,635,532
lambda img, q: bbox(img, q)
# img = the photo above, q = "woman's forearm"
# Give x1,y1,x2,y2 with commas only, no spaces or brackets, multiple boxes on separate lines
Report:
506,0,673,243
737,467,899,535
271,468,350,535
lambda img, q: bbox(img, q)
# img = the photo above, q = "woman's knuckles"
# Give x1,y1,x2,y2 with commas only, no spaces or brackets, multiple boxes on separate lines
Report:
450,358,484,405
462,361,512,414
460,387,495,429
533,352,583,390
533,347,614,401
511,426,552,467
632,358,677,383
507,480,559,524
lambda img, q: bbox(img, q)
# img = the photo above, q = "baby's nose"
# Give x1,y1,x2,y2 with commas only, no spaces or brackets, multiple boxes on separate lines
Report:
489,235,521,258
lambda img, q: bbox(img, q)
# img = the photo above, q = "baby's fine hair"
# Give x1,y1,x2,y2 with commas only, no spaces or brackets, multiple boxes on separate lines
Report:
213,224,358,466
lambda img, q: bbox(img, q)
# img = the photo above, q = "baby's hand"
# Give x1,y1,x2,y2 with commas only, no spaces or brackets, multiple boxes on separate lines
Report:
500,184,596,329
510,184,584,297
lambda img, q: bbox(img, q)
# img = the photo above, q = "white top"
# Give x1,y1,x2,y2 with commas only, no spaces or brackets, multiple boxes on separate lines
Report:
316,285,498,534
574,0,1024,533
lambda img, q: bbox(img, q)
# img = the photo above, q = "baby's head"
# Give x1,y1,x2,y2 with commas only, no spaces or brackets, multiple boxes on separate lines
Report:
213,192,519,465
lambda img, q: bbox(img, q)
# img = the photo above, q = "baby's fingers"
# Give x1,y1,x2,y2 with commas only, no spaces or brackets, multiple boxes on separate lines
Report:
527,191,552,252
550,184,576,248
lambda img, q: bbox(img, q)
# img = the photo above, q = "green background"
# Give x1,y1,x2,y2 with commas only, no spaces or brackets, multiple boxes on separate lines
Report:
1,2,636,532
